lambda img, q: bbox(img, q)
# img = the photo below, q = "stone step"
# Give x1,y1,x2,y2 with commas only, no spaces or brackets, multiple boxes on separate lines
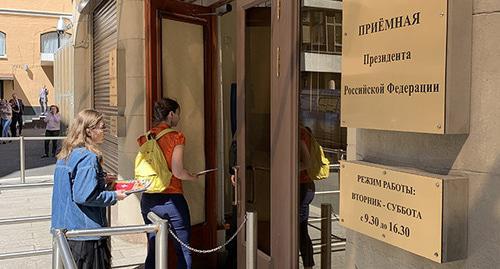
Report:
22,116,46,129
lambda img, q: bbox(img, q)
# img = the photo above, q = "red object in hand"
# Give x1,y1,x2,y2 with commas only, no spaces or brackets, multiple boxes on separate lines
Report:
114,180,135,191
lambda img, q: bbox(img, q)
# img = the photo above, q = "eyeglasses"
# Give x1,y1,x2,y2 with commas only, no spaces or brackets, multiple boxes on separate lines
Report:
91,123,107,130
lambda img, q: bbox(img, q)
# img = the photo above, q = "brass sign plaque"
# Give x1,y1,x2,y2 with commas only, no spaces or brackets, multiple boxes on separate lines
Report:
342,0,450,133
340,161,444,262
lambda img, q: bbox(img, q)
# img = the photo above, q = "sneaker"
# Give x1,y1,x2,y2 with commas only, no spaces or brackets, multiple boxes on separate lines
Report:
41,154,49,158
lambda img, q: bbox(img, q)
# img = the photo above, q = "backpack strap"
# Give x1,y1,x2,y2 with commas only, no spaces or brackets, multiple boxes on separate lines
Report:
145,128,175,141
155,128,175,140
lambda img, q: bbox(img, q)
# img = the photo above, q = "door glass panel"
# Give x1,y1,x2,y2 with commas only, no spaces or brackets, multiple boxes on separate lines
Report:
298,0,347,268
162,18,206,226
245,1,271,255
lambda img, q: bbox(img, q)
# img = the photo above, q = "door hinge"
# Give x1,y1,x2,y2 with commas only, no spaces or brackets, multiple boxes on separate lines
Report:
276,0,281,20
276,46,280,78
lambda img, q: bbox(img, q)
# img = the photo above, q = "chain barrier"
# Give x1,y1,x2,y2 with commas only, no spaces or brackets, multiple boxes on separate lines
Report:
167,214,248,254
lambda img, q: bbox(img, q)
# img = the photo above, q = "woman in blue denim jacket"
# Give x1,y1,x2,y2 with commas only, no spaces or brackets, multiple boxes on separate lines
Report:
51,109,127,269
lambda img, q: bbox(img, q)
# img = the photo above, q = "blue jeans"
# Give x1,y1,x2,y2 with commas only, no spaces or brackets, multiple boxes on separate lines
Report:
299,182,315,267
1,119,11,137
141,193,192,269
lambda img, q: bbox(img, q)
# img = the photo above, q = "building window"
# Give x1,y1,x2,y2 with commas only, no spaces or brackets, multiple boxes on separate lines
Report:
302,9,342,54
0,32,6,56
40,31,71,53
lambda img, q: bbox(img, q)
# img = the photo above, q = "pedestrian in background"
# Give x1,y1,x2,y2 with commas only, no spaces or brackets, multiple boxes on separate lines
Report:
51,109,127,269
0,99,12,143
42,105,60,158
9,93,24,137
39,85,48,115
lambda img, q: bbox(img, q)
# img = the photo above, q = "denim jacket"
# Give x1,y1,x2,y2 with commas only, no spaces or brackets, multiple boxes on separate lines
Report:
51,148,117,240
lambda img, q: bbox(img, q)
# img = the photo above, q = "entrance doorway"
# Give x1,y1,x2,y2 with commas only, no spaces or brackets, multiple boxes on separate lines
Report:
234,1,273,268
234,0,346,268
234,0,301,268
146,1,341,268
146,1,217,268
242,0,272,261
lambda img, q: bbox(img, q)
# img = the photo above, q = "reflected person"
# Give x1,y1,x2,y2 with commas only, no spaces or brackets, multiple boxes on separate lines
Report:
299,126,315,269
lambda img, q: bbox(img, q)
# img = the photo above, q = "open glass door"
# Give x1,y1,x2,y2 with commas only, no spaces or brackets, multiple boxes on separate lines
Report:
297,1,347,268
146,1,217,268
235,1,272,268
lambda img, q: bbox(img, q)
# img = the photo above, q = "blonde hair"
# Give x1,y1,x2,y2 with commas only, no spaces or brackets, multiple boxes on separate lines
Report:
57,109,104,160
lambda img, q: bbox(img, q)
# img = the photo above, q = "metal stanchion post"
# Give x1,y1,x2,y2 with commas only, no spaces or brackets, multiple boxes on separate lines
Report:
148,212,168,269
19,136,25,184
52,233,63,269
54,229,77,269
246,211,257,269
156,220,168,269
321,204,332,269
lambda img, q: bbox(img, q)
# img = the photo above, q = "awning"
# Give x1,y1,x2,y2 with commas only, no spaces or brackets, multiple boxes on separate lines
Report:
0,73,13,80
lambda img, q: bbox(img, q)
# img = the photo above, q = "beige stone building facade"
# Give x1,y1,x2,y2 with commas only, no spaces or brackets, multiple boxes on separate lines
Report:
0,0,72,116
62,0,500,268
68,0,149,228
345,1,500,268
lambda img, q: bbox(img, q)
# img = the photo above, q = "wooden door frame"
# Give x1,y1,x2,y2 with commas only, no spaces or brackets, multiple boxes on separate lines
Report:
235,0,300,268
145,0,218,267
270,0,300,268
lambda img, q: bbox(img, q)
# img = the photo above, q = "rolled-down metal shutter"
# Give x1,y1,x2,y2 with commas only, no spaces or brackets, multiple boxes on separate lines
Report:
93,0,118,173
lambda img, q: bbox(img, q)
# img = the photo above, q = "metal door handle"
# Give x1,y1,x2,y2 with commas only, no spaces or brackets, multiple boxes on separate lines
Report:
232,165,240,206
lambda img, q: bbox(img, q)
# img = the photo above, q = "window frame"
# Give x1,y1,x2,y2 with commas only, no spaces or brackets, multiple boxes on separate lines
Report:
0,31,6,57
301,8,343,55
40,31,72,54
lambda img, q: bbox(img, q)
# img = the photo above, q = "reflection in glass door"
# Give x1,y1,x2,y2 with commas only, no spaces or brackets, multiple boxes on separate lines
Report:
298,1,347,268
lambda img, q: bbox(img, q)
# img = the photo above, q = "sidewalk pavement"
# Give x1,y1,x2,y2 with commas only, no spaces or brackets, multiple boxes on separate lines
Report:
0,128,147,268
0,128,58,180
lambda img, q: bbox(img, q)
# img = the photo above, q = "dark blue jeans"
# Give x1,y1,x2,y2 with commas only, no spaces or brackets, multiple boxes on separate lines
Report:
1,118,11,137
141,193,192,269
300,182,315,267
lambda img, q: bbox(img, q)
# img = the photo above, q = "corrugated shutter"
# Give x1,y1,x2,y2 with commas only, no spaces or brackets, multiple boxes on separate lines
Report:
93,0,118,173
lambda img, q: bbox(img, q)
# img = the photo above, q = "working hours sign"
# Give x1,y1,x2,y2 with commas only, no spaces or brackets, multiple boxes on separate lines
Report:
341,0,449,133
339,161,469,263
339,161,443,262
